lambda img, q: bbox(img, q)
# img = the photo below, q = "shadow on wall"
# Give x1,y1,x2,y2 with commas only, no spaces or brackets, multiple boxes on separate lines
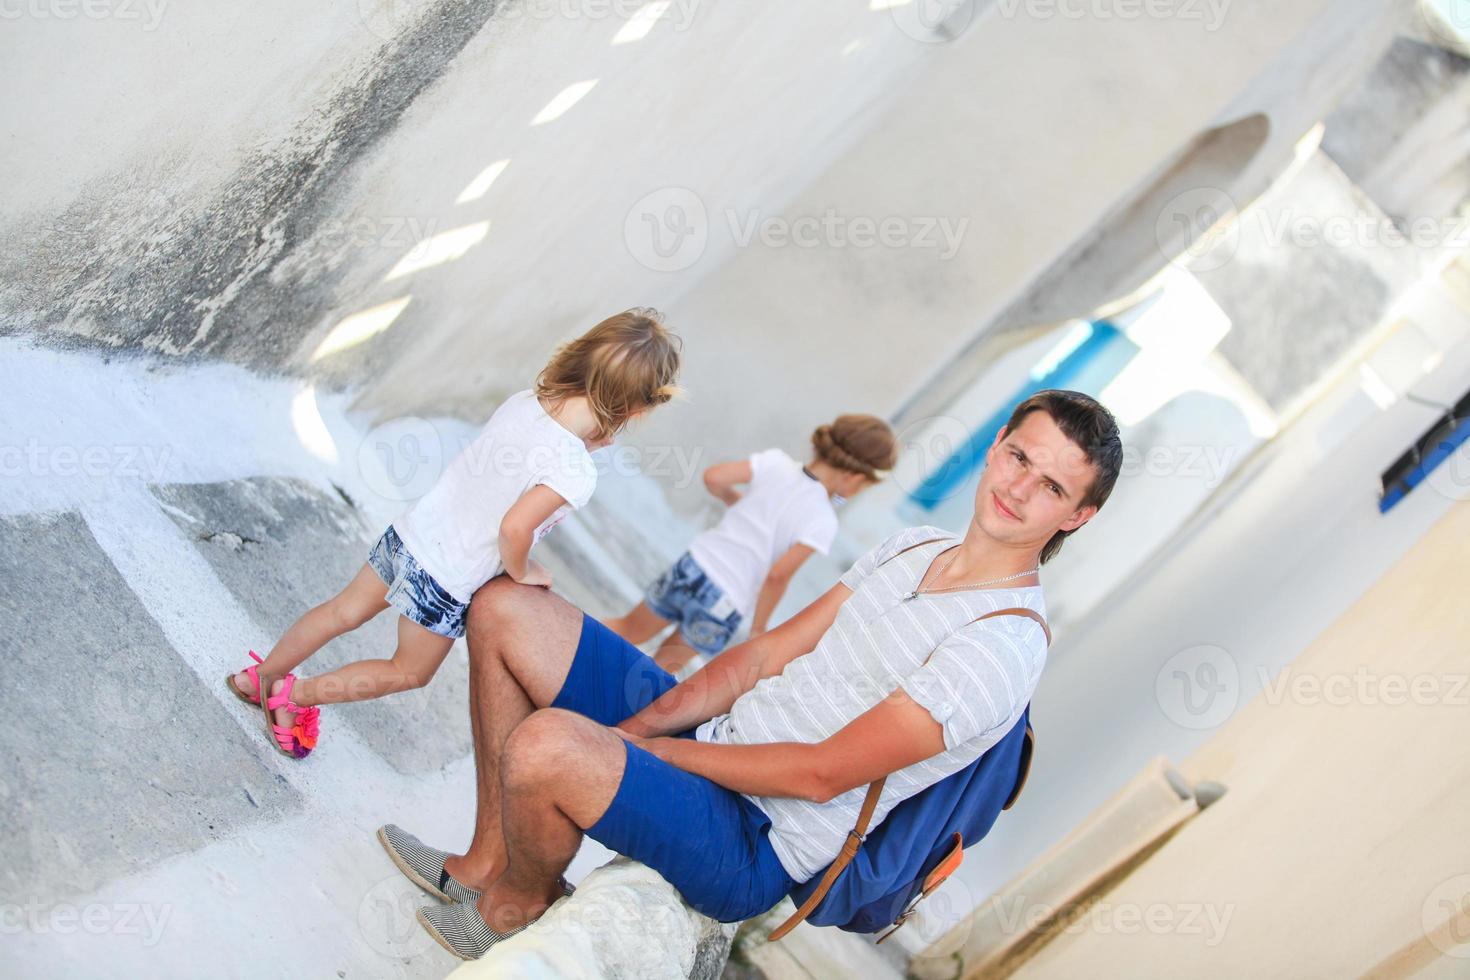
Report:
896,113,1271,431
992,112,1272,335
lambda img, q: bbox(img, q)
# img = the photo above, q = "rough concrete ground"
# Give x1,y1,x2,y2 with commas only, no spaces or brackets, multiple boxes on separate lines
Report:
0,511,300,905
152,477,472,775
0,337,705,979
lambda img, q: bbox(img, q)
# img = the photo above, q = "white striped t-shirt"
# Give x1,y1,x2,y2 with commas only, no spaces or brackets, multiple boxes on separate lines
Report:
695,525,1048,883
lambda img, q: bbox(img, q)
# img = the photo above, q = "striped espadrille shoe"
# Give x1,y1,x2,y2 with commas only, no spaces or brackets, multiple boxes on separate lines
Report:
377,824,482,904
415,900,524,961
416,880,576,962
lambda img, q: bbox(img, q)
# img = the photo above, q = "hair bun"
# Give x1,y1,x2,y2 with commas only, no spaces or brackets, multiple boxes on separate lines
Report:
811,415,896,479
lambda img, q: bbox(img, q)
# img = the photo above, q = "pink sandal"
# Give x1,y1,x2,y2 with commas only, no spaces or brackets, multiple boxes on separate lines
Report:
226,651,268,705
260,674,321,760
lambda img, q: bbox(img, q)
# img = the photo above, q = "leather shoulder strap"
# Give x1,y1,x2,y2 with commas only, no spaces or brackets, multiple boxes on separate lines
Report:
766,777,886,942
1004,723,1035,811
874,535,953,569
963,606,1052,648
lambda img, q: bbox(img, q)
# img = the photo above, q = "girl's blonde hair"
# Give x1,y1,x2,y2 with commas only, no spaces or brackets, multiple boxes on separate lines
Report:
535,308,683,439
812,414,898,480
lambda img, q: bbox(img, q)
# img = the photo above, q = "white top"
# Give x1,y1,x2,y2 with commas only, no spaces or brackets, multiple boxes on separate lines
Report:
393,389,598,603
686,448,839,618
696,525,1048,883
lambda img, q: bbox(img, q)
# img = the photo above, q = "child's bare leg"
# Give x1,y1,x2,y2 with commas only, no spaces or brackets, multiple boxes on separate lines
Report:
289,616,455,707
652,630,700,674
235,563,390,696
604,601,669,645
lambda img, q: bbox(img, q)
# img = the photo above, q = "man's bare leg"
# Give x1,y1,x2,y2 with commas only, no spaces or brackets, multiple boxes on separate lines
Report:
476,708,627,932
441,578,586,890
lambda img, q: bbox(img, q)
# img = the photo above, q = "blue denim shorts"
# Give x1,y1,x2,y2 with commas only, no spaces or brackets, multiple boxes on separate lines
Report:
554,615,796,922
367,526,468,639
644,552,743,656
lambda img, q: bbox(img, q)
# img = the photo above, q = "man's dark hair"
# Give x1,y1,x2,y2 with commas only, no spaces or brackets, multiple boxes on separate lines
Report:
1001,389,1122,564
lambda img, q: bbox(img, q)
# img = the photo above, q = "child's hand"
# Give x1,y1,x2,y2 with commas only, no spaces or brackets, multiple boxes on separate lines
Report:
514,559,554,590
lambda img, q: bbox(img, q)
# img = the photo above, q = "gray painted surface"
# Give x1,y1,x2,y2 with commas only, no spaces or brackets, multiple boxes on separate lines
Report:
1321,34,1470,224
0,511,299,904
1321,36,1470,211
150,477,473,774
2,1,509,368
1200,152,1428,413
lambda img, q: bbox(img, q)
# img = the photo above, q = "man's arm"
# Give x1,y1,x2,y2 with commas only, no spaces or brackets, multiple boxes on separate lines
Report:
639,616,1039,801
625,688,945,804
748,544,815,636
702,460,752,507
617,579,851,738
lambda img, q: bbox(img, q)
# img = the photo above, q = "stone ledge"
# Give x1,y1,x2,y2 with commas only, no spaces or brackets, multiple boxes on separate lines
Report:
448,857,737,980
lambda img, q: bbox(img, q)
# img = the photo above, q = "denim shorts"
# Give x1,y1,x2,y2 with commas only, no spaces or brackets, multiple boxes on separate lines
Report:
554,614,796,922
367,525,469,639
644,552,743,656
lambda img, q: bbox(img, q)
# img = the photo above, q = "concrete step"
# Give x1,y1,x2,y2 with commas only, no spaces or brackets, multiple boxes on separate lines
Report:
729,902,907,980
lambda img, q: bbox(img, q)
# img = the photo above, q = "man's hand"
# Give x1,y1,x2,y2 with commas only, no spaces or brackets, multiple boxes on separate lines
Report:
618,580,853,739
627,690,948,803
609,727,677,762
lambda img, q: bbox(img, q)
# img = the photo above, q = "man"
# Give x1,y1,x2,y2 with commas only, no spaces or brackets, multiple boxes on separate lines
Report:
376,390,1122,960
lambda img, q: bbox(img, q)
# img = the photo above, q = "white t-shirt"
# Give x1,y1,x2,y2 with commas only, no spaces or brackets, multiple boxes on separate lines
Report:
687,448,838,618
393,389,598,603
696,525,1048,883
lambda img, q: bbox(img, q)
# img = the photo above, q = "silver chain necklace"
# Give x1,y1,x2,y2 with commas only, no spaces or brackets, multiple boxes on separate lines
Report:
902,548,1039,600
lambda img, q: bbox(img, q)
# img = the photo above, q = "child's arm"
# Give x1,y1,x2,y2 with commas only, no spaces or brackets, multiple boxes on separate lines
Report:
498,484,570,588
702,460,752,507
748,544,815,635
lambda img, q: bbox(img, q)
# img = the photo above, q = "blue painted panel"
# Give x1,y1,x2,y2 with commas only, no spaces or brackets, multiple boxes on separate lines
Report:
910,321,1137,510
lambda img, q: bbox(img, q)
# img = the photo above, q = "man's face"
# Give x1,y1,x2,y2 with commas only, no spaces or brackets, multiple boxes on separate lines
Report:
973,410,1099,548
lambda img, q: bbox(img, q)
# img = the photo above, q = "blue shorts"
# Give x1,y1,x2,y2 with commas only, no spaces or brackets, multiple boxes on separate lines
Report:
367,526,468,639
551,614,795,922
644,552,743,656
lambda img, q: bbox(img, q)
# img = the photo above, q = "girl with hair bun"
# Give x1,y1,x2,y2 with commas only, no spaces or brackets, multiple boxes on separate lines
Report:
607,414,897,672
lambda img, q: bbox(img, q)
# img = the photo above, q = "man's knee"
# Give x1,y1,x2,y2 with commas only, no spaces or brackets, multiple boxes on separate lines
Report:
502,709,599,790
465,576,537,649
